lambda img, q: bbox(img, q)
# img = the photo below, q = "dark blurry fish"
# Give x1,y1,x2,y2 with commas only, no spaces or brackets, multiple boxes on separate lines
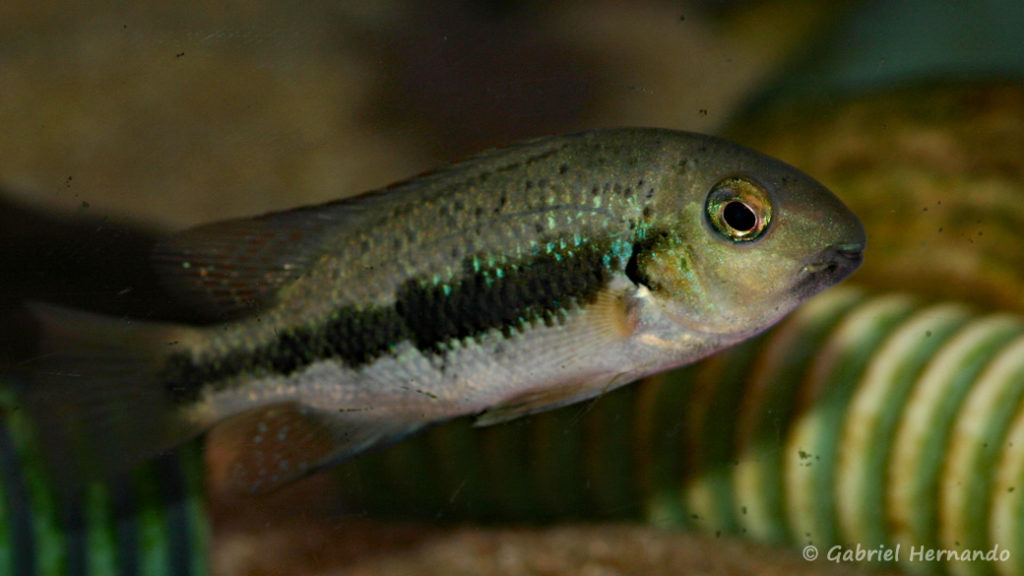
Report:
24,128,864,494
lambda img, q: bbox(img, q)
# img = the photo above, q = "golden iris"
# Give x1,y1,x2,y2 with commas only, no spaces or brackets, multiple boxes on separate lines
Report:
705,177,772,242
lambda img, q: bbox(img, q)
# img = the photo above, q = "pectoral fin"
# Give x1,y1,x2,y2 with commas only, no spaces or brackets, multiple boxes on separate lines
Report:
474,372,632,427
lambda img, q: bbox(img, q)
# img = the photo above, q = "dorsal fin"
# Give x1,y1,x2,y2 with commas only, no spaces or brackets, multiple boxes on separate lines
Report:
150,132,581,321
151,200,366,320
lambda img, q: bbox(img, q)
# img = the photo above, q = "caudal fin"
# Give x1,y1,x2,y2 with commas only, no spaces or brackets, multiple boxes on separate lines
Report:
17,304,204,493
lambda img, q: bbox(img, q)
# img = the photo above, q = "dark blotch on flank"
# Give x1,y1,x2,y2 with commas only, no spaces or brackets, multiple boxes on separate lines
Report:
396,240,611,354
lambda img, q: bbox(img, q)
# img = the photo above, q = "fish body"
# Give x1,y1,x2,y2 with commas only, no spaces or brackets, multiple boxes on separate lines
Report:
24,128,864,493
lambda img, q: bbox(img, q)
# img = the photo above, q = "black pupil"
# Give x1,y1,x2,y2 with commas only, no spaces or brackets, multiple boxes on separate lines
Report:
723,200,756,232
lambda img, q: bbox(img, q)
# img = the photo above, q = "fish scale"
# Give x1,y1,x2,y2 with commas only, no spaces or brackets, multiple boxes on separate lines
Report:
21,128,863,494
330,286,1024,575
164,232,619,404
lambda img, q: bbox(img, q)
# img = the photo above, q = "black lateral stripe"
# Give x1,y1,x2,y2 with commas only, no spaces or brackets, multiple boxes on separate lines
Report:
161,236,618,404
160,305,410,404
395,239,612,353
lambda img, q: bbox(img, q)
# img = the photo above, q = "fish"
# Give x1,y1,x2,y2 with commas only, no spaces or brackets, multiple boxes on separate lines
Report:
21,128,865,494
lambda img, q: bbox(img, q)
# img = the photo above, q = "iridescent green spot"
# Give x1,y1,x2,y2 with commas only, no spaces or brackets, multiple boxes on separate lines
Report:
162,234,617,403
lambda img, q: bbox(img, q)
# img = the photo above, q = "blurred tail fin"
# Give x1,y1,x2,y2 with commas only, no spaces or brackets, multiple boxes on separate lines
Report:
18,304,205,492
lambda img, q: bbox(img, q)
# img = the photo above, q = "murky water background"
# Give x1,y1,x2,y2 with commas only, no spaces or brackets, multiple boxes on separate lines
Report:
3,1,1021,575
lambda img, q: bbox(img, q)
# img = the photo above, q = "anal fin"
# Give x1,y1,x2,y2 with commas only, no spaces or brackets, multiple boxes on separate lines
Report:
207,402,418,495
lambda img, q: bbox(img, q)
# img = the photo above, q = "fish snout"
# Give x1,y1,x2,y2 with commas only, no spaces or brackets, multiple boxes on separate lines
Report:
794,241,865,297
824,242,865,275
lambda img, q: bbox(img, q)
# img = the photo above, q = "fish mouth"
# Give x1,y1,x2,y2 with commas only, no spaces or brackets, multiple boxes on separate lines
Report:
792,242,865,298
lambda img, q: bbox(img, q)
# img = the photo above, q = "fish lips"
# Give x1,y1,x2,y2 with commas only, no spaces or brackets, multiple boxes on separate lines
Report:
792,243,865,298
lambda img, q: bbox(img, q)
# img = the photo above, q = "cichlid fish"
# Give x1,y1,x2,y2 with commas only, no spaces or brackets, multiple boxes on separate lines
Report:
23,128,864,494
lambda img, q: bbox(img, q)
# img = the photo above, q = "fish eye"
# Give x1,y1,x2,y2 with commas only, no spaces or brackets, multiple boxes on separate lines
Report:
705,177,772,242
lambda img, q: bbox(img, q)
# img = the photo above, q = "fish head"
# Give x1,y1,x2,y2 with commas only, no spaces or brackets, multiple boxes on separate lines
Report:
632,134,865,341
